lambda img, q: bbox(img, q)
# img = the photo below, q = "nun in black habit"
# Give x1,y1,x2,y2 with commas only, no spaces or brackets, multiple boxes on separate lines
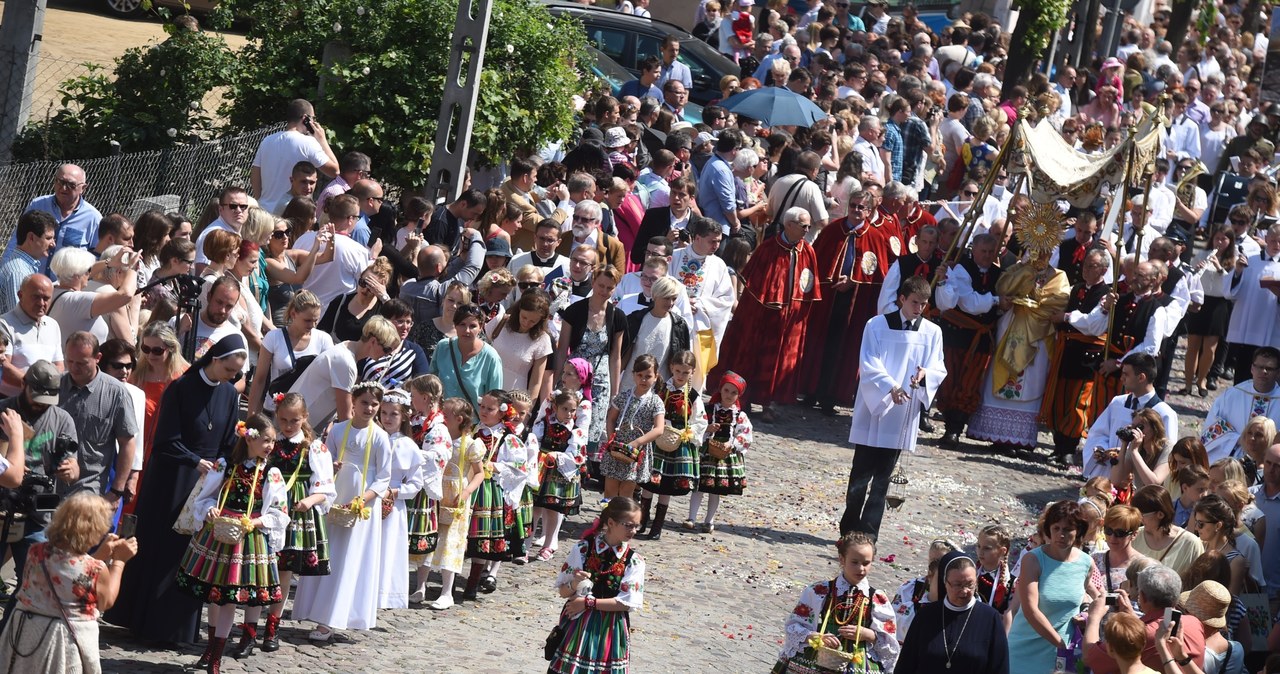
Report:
896,551,1010,674
103,334,247,645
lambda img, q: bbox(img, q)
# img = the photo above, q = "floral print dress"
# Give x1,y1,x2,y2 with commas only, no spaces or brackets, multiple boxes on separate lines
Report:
0,543,105,673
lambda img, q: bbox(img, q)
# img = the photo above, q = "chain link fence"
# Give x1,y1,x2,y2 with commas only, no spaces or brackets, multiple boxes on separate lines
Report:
0,123,283,244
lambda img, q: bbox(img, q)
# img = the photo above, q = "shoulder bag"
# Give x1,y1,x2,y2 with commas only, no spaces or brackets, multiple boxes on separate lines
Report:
449,338,479,410
265,328,316,398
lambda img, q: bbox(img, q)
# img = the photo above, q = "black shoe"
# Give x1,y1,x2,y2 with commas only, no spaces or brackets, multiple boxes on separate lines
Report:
478,575,498,594
260,634,279,653
461,587,479,602
1207,379,1218,391
941,432,960,447
820,404,837,417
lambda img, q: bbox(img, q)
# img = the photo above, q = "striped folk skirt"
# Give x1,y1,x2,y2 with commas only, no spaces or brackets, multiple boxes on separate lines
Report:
277,498,330,576
407,491,439,556
643,440,699,496
177,521,284,606
465,476,511,561
936,345,992,417
697,443,746,495
535,465,582,515
548,607,631,674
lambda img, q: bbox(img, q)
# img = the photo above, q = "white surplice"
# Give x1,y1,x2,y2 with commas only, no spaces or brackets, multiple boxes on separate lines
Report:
1224,254,1280,348
849,314,946,453
292,421,392,630
378,432,425,609
1200,382,1280,463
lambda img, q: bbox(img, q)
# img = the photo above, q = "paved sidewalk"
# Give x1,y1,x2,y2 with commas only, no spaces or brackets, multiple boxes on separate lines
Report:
96,397,1129,674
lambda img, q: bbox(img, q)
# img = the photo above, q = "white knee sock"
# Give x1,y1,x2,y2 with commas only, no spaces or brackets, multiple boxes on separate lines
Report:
658,494,671,506
544,512,564,548
438,570,456,598
242,606,262,626
705,495,721,524
487,560,503,579
688,492,704,521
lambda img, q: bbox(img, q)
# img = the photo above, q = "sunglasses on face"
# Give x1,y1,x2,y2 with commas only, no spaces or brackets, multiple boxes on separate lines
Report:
518,281,541,290
222,203,249,211
139,344,168,356
271,230,289,239
104,361,135,372
1103,527,1134,538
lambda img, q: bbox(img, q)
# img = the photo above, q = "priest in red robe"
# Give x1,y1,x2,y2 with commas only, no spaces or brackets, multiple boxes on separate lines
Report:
883,181,937,246
801,188,904,415
713,207,821,422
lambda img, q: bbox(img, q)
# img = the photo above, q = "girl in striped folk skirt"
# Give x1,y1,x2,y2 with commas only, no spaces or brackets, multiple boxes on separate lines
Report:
232,394,335,658
688,372,754,533
507,389,539,565
531,365,592,561
177,414,289,672
408,375,452,605
548,497,646,674
463,389,527,600
640,351,706,540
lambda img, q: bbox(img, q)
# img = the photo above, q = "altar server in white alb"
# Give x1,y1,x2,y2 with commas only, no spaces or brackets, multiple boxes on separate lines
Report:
1200,345,1280,462
843,276,946,539
1222,224,1280,384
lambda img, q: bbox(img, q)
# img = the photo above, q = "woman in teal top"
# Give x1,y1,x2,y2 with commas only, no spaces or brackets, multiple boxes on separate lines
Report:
1007,500,1100,673
430,303,503,413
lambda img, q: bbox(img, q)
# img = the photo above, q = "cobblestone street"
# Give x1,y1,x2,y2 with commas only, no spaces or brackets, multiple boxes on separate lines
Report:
95,383,1226,674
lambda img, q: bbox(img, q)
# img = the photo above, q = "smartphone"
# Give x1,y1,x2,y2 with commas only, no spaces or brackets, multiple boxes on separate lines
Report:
416,216,426,234
117,513,137,539
1163,607,1182,637
302,114,316,135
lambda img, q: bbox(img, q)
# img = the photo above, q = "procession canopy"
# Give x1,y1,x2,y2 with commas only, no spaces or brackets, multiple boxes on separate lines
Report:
1008,114,1167,209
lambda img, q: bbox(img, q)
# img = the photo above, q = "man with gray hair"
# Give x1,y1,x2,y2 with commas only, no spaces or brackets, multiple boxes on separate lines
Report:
712,204,819,422
557,200,625,272
17,164,103,275
853,116,889,185
766,151,829,242
1082,563,1206,673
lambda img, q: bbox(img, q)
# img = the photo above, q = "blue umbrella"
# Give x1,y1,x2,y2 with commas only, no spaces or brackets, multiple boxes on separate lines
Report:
718,87,828,128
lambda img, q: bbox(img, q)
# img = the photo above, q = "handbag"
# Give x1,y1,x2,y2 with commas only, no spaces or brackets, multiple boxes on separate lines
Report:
543,623,567,661
607,392,642,464
265,328,316,397
1238,574,1273,652
171,475,206,535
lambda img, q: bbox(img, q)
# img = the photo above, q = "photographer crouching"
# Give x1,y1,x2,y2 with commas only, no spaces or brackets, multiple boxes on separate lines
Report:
0,360,79,589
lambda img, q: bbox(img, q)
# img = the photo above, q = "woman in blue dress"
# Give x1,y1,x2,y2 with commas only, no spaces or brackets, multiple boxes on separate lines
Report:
1007,500,1101,673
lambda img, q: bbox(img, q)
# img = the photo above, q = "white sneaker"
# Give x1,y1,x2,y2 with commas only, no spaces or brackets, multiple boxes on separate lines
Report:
308,625,334,641
409,588,427,604
428,594,455,611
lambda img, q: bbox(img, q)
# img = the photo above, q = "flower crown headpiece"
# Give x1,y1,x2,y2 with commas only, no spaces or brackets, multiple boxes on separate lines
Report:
235,421,262,439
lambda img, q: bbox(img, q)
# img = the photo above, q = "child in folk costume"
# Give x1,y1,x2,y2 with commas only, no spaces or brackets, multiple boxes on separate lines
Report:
639,350,705,540
504,389,540,565
687,371,754,533
531,360,593,560
177,414,288,673
600,355,667,504
547,497,647,674
232,394,335,658
773,532,900,673
376,388,426,609
463,389,528,600
291,382,393,642
427,398,483,611
975,524,1016,625
408,375,451,605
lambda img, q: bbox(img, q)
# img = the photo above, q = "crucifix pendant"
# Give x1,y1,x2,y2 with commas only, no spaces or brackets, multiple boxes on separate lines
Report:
946,663,951,669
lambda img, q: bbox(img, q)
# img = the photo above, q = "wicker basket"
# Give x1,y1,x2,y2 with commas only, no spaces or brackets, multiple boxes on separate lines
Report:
326,506,361,528
813,644,856,672
605,438,639,465
654,426,682,453
707,439,731,459
210,516,250,545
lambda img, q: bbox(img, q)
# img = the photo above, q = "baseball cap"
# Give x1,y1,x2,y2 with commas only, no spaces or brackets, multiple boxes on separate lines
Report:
24,360,61,405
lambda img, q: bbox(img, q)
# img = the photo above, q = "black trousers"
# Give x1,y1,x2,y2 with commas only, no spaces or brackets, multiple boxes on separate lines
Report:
1229,342,1258,385
839,446,901,539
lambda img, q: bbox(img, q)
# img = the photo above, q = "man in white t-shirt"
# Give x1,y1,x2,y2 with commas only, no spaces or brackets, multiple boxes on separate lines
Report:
294,194,374,307
0,275,64,398
193,187,252,269
288,316,399,429
250,99,339,214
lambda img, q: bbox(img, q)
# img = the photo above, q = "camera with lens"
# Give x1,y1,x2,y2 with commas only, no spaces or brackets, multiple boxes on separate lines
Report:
1115,426,1137,443
167,274,203,311
0,435,75,532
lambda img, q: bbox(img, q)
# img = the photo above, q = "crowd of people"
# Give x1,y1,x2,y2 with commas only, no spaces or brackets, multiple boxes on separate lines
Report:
0,0,1278,672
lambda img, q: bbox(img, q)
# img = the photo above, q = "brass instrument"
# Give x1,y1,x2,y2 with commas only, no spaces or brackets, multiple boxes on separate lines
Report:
1175,160,1207,207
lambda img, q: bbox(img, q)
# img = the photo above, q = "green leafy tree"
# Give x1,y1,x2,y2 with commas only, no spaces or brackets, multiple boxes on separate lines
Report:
1000,0,1070,101
214,0,591,191
11,28,238,160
